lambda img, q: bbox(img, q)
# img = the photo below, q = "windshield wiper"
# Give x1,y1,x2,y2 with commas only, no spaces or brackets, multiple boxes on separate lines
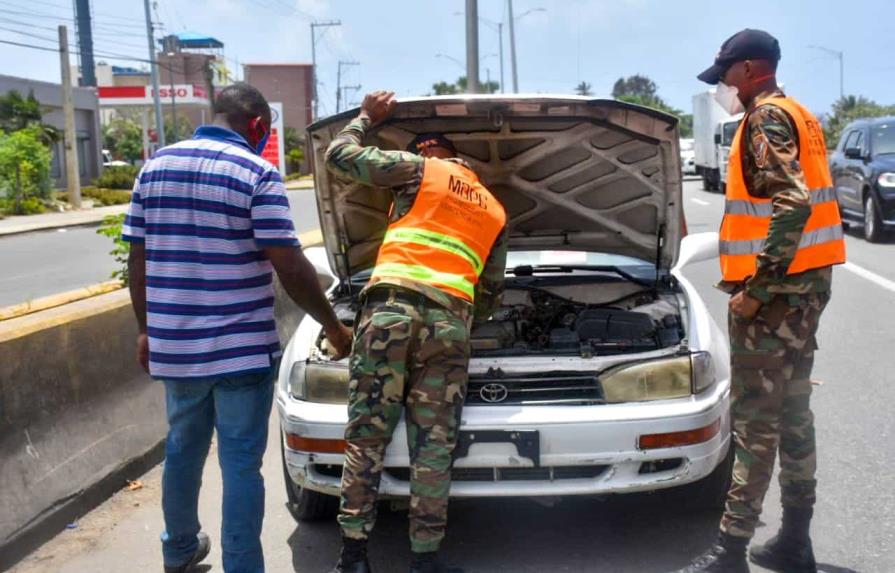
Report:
509,264,654,287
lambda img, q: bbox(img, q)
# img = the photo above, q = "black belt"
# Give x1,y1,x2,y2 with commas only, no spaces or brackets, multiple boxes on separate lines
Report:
364,286,427,307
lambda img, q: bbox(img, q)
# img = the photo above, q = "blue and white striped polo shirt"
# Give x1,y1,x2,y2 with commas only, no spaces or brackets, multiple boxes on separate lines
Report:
122,126,299,380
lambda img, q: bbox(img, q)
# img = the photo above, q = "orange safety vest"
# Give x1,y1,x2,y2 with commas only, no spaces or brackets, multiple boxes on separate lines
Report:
370,158,507,303
720,95,846,282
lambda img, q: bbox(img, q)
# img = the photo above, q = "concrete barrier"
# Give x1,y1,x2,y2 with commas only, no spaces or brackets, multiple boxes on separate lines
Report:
0,231,325,568
0,290,164,569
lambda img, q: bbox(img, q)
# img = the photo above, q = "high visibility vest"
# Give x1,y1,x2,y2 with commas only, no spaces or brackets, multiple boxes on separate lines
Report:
720,95,846,282
370,158,506,303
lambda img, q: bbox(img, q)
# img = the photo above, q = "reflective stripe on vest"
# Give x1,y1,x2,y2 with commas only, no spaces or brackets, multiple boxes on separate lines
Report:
719,95,846,282
370,262,476,300
370,158,506,303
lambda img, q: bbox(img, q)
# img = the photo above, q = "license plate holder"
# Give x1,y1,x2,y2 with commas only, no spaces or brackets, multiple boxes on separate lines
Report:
454,430,540,467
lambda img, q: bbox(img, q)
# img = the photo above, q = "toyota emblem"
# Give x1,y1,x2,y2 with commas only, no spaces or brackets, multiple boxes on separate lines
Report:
480,383,509,403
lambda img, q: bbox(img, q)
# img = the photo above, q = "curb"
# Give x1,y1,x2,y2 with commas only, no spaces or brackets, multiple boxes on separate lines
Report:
0,207,129,238
0,280,123,322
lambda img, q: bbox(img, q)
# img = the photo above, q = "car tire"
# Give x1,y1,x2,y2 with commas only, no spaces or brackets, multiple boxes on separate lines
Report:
864,193,884,243
670,438,734,511
281,435,340,522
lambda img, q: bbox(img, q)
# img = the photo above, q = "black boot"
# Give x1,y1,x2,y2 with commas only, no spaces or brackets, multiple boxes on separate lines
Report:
408,551,464,573
750,507,817,573
330,538,372,573
673,533,750,573
163,532,211,573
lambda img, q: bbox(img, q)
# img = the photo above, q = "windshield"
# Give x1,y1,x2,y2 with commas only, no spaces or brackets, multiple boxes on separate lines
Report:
872,124,895,155
721,121,739,146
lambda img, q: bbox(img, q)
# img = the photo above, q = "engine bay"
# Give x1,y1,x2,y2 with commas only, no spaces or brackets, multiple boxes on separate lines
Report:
469,285,684,357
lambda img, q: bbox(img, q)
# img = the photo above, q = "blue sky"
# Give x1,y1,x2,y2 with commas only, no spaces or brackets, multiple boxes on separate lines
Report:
2,0,893,118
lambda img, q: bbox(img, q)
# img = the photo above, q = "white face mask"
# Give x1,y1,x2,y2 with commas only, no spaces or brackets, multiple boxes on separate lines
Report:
714,81,745,115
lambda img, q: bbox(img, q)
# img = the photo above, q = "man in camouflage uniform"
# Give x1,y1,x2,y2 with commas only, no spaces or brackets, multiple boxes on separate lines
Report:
677,30,844,573
325,91,507,573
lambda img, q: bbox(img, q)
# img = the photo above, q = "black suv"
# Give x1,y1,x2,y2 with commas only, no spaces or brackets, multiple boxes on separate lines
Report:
830,117,895,242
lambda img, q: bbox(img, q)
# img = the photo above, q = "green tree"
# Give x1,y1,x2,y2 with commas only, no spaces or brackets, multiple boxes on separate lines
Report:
822,95,895,149
283,127,306,174
430,76,499,95
96,213,130,284
574,81,593,96
612,75,693,138
103,117,143,162
164,115,194,144
0,90,59,145
0,126,53,214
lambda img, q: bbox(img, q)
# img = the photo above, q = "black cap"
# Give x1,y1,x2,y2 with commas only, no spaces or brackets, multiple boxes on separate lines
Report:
698,29,781,85
406,132,456,155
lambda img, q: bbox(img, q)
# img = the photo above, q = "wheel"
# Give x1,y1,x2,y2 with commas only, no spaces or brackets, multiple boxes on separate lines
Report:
669,438,734,511
281,435,340,522
864,193,884,243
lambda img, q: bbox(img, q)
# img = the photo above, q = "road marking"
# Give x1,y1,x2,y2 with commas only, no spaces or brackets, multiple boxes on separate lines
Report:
691,198,711,206
842,261,895,293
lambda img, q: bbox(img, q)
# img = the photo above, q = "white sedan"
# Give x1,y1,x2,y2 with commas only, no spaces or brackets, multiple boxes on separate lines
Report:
276,95,731,520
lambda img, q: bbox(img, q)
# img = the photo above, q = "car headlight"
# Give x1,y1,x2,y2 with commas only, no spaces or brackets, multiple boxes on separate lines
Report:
289,360,349,404
600,352,715,403
878,173,895,188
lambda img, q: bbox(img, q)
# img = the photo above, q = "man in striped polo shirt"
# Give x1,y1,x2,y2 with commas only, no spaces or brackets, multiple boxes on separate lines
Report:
123,83,352,573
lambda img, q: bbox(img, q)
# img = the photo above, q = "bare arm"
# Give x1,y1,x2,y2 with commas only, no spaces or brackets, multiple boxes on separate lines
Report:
263,245,352,357
126,243,149,371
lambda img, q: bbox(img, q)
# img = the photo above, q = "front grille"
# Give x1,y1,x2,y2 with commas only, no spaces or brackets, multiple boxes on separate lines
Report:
466,373,603,406
385,465,608,482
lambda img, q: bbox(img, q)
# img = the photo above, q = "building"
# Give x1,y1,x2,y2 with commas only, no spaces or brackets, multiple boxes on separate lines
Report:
0,74,102,189
242,63,313,135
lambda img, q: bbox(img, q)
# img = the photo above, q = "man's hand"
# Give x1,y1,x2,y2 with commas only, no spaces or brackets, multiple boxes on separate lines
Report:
324,322,353,360
729,291,762,320
359,90,397,126
136,333,149,373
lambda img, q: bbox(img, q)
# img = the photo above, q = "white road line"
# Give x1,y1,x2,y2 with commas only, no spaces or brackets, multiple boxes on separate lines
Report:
691,198,711,206
842,261,895,293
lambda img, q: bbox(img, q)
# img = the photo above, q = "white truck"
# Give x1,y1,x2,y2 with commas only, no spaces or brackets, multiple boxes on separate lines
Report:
692,90,743,192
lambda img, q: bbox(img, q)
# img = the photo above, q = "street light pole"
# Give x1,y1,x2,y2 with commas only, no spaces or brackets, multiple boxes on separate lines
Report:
465,0,480,93
507,0,518,93
143,0,164,148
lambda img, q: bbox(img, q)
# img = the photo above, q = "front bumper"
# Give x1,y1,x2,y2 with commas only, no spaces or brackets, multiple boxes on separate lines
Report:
277,379,731,499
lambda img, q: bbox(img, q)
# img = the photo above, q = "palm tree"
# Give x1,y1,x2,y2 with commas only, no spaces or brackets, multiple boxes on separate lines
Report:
574,81,593,96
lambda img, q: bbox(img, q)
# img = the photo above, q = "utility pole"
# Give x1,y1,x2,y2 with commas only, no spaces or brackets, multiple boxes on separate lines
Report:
74,0,96,86
809,44,845,100
507,0,518,93
144,0,165,148
341,84,361,110
498,22,504,93
59,26,81,208
336,60,359,114
310,20,341,120
465,0,480,93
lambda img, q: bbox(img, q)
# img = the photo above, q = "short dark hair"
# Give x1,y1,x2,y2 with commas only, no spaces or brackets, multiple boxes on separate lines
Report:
213,83,270,129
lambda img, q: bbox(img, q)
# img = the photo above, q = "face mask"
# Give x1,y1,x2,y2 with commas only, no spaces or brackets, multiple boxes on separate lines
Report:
254,129,270,155
714,81,745,115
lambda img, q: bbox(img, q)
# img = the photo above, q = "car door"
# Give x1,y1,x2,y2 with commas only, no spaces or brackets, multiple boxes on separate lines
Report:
836,130,865,213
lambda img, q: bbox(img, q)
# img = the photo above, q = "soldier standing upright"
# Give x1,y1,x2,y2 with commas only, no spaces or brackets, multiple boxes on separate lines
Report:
325,91,508,573
676,29,846,573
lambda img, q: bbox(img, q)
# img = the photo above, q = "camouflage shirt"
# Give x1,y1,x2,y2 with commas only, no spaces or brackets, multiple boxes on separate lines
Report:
718,89,832,303
325,116,508,322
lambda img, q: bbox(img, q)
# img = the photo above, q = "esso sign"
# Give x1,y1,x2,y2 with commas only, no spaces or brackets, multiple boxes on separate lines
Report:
157,87,189,98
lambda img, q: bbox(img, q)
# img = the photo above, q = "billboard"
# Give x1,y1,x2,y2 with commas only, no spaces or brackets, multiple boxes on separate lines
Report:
260,102,286,174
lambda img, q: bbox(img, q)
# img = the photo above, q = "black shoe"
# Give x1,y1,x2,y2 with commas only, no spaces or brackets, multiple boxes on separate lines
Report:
673,533,749,573
163,532,211,573
330,538,372,573
750,507,817,573
409,552,464,573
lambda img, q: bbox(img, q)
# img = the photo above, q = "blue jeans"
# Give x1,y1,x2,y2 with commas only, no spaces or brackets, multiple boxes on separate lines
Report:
160,366,276,573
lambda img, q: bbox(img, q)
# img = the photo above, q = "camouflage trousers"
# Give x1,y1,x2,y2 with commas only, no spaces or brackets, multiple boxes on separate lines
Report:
721,291,830,539
338,287,471,553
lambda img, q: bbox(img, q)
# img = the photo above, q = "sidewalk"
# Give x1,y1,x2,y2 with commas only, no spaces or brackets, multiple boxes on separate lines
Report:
0,204,129,237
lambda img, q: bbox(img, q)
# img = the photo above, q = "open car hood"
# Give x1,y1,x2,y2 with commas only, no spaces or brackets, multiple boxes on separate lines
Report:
307,95,683,281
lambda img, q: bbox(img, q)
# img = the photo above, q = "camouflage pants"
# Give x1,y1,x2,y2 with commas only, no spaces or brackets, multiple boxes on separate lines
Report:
338,287,471,553
720,291,830,539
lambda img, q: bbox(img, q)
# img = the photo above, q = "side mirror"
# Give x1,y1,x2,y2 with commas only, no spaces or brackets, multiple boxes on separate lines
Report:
673,232,720,271
714,133,722,145
844,147,864,160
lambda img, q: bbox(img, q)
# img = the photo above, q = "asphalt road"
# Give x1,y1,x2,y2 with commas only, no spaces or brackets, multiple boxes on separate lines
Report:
10,179,894,573
0,188,321,308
